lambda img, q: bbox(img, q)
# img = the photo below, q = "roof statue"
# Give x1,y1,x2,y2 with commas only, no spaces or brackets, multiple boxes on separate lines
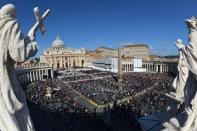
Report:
164,16,197,131
0,4,50,131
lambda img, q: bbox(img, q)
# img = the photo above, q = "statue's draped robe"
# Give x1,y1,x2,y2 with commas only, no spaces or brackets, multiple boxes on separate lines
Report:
0,16,37,131
177,30,197,130
173,48,189,101
184,31,197,75
181,31,197,107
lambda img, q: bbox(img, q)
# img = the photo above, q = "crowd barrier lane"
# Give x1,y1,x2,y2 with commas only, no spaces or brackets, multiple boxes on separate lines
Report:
88,99,98,106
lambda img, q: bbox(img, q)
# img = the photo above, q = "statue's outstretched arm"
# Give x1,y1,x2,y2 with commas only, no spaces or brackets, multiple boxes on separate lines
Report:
8,21,38,62
176,39,185,50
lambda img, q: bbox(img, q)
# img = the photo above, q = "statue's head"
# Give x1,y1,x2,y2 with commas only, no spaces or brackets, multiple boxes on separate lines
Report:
0,4,16,18
185,16,197,31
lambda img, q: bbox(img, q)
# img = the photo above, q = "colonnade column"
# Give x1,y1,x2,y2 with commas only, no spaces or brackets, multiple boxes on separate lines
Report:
156,65,158,72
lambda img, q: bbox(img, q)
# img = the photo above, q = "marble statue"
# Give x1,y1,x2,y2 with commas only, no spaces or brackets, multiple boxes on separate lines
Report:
0,4,50,131
172,39,189,101
165,16,197,131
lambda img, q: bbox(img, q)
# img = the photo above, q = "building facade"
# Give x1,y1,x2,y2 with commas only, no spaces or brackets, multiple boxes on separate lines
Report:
121,44,150,61
40,36,86,68
40,38,178,75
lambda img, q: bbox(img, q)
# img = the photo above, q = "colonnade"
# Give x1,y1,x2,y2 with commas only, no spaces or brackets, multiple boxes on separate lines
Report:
16,66,54,85
142,62,177,74
122,64,133,72
121,62,177,75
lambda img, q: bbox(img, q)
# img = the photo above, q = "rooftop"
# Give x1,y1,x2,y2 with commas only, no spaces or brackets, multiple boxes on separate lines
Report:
122,44,149,48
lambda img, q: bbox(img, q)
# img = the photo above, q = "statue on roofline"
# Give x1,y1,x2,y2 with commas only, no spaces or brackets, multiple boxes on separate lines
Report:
165,16,197,131
0,4,50,131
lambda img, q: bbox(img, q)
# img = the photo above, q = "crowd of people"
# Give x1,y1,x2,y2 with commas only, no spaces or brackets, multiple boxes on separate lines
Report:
115,72,174,118
68,77,120,104
26,69,174,126
26,79,90,113
66,71,174,106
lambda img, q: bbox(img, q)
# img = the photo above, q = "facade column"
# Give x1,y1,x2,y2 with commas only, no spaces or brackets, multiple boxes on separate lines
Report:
163,65,165,73
39,70,41,81
147,64,149,72
51,69,54,78
41,70,43,80
30,72,32,82
27,72,30,83
26,72,29,84
156,65,158,72
163,65,166,73
159,65,161,73
166,65,168,72
163,65,164,73
68,57,70,67
33,71,35,82
36,70,39,81
46,70,48,78
146,65,148,72
149,65,151,72
129,64,131,71
166,65,169,73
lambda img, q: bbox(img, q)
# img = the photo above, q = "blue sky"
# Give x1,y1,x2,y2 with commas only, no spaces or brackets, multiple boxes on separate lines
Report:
1,0,197,57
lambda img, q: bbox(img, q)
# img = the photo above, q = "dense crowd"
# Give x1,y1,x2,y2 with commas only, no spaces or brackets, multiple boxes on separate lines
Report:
67,72,173,105
26,69,174,117
25,69,175,131
68,77,120,104
26,79,89,113
116,72,174,118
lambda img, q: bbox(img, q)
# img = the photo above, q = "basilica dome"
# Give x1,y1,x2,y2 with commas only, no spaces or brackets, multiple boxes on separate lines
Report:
52,36,65,48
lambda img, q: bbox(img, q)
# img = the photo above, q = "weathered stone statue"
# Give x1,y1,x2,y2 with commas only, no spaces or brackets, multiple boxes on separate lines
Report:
0,4,50,131
165,16,197,131
178,16,197,131
173,39,189,101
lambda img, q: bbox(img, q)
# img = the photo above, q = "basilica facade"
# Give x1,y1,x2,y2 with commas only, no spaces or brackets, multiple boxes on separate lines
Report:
40,36,86,68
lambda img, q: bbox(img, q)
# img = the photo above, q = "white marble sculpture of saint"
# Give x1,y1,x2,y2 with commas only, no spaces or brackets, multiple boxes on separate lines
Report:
180,17,197,75
169,17,197,131
172,39,189,101
0,4,37,131
176,17,197,108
